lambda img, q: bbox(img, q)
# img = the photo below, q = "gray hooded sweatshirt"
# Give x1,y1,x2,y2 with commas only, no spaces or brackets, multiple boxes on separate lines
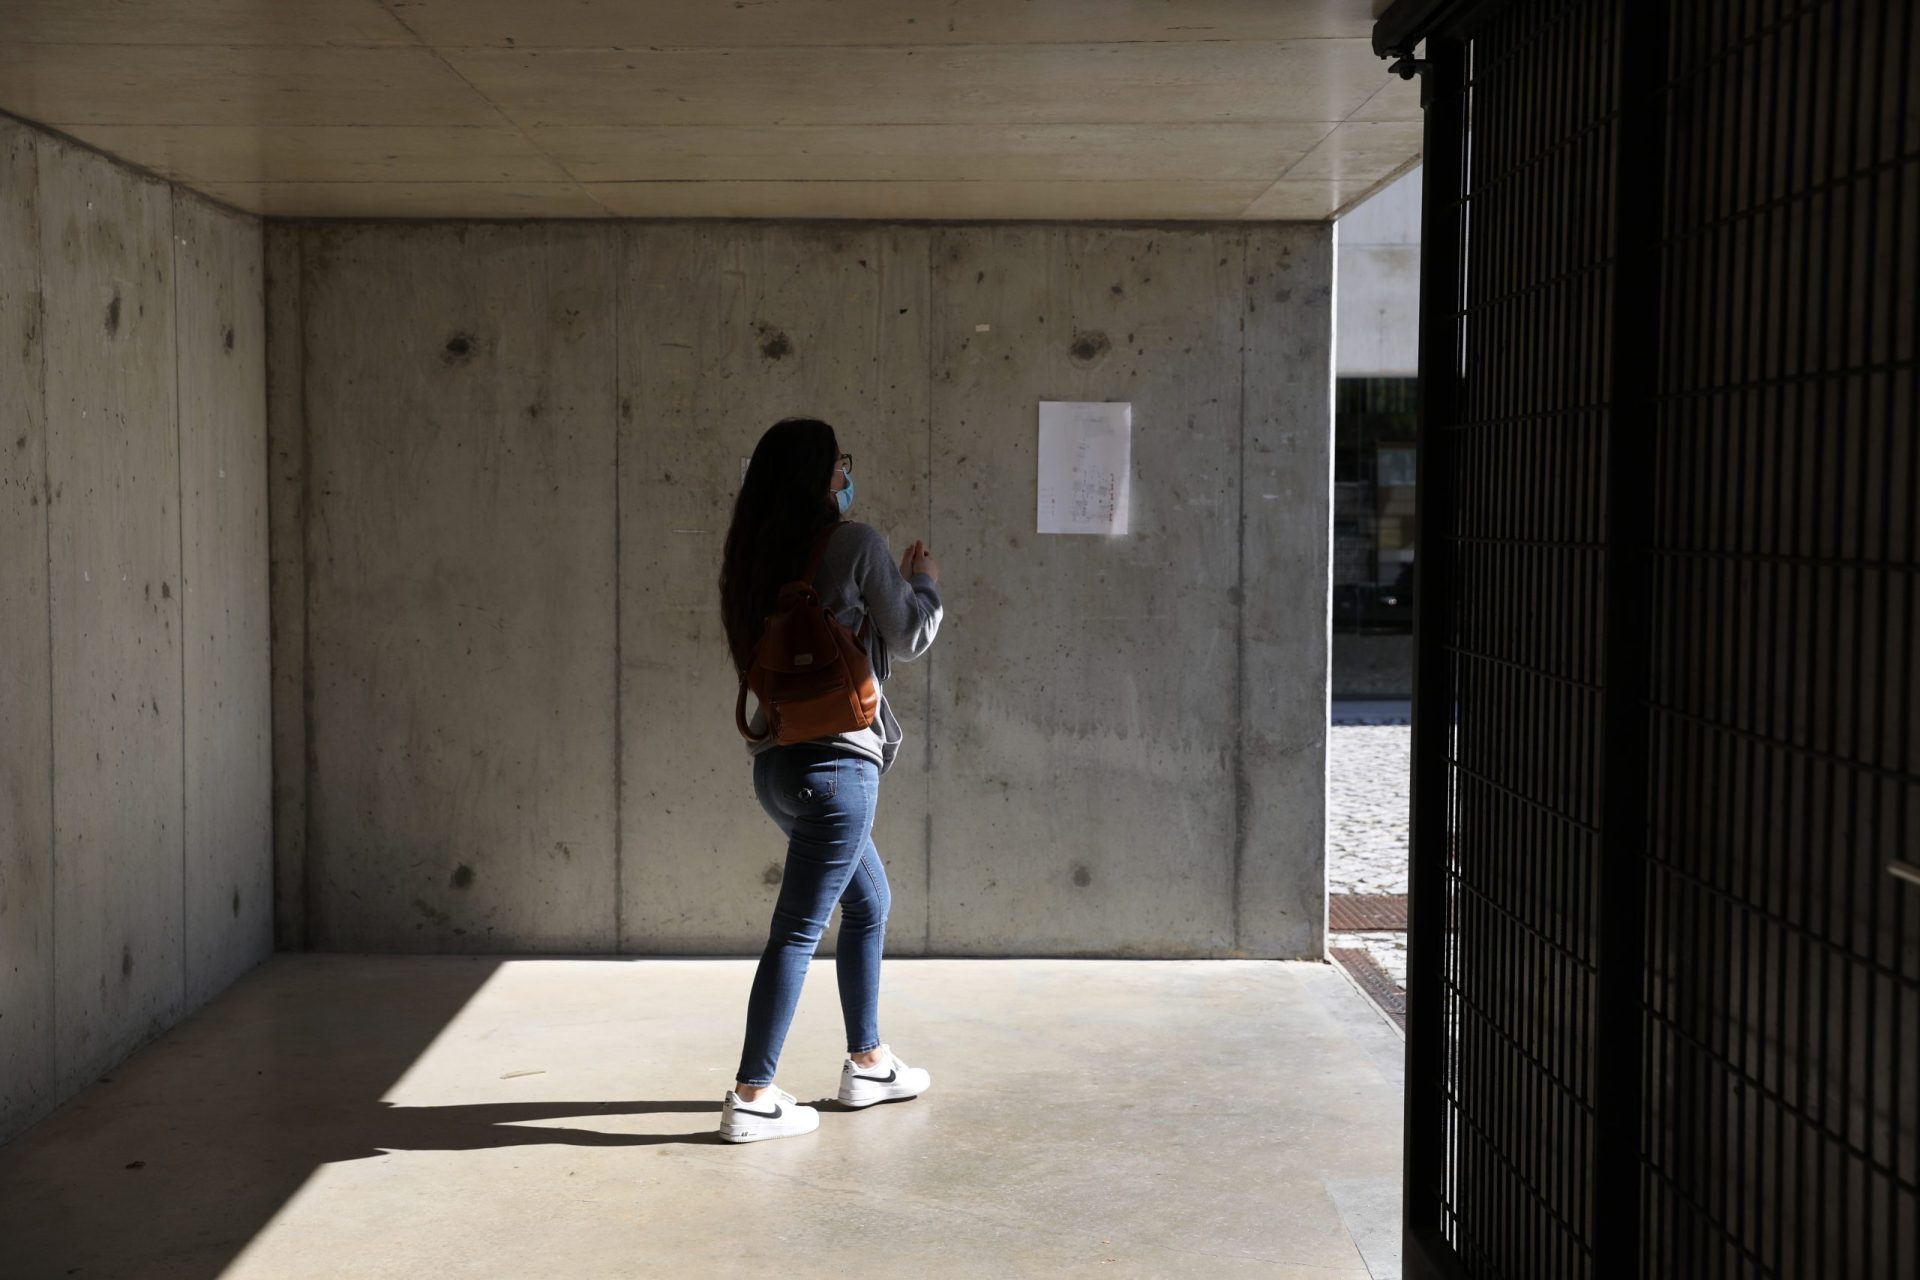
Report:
743,521,943,774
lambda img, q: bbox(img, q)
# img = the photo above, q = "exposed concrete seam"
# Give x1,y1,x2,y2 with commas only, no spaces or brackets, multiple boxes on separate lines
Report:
921,228,935,956
611,226,625,954
1320,224,1339,959
1325,153,1422,223
0,37,1378,52
171,192,190,998
197,176,1369,186
367,2,615,216
1343,78,1403,125
1264,121,1342,186
1234,123,1345,217
264,230,306,950
298,228,318,949
387,177,1332,187
1239,59,1411,219
0,108,255,223
1232,230,1250,953
263,216,1327,232
36,129,59,1085
260,233,284,948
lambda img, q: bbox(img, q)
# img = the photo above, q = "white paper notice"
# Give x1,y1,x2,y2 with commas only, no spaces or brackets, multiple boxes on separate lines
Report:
1037,401,1131,536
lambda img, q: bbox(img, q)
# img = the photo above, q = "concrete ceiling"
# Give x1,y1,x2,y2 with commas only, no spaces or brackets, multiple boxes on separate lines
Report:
0,1,1421,221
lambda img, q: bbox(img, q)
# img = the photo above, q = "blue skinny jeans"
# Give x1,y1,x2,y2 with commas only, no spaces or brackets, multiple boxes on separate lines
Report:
736,744,891,1087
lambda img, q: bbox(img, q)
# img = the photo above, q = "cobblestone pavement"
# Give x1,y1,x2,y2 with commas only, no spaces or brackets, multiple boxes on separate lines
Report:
1329,724,1411,895
1328,724,1412,987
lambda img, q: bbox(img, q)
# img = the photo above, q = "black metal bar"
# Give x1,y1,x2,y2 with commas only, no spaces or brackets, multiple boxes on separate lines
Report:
1374,0,1512,59
1403,32,1467,1278
1892,18,1920,1276
1593,0,1666,1273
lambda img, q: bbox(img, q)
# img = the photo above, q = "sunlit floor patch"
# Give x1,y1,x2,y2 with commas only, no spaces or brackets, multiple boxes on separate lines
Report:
0,955,1404,1279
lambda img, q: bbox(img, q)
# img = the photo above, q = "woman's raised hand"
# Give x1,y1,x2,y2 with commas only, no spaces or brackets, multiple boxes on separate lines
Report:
900,539,940,585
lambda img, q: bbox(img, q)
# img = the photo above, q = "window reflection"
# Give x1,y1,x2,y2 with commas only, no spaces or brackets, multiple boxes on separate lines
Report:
1332,377,1417,697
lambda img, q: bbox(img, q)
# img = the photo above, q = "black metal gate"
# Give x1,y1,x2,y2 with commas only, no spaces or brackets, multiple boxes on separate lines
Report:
1375,1,1918,1276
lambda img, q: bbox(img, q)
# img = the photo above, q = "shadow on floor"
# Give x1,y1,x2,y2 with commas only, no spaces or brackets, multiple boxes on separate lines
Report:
314,1097,729,1152
2,955,1407,1279
0,956,750,1279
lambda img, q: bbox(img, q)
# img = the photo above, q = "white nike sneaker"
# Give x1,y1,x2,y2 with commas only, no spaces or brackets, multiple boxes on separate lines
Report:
837,1044,931,1108
718,1084,821,1143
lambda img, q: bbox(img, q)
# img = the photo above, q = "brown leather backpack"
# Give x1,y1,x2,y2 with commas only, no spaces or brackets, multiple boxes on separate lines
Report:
735,522,880,746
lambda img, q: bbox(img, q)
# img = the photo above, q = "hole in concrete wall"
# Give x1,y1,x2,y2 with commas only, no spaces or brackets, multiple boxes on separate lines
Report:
1069,330,1110,365
450,864,475,890
104,291,121,335
120,945,133,978
763,863,783,886
1071,864,1092,887
231,889,240,917
223,325,235,353
755,323,792,361
443,333,475,364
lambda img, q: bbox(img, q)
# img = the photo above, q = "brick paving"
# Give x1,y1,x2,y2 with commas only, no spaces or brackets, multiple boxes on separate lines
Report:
1327,893,1408,932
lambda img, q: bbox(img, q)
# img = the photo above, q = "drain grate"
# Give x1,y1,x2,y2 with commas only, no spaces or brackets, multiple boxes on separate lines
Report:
1330,948,1407,1031
1328,893,1408,932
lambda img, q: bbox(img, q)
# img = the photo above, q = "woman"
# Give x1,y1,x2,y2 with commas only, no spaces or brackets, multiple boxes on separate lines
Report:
716,417,943,1143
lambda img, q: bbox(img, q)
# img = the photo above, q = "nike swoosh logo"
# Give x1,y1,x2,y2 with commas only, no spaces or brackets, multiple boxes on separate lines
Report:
733,1102,783,1119
853,1068,897,1083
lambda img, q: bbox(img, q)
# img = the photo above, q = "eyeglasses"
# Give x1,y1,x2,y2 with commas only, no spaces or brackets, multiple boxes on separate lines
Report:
836,453,854,475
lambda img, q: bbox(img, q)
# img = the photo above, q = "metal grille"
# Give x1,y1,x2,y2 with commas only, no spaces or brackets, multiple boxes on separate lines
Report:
1431,3,1615,1275
1643,2,1920,1275
1382,0,1919,1277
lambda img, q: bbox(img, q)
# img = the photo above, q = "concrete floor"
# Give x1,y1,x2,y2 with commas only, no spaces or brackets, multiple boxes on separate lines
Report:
0,957,1404,1279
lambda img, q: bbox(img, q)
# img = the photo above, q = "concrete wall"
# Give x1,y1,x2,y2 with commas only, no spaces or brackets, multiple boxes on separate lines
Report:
0,117,271,1144
1335,165,1419,378
268,220,1332,959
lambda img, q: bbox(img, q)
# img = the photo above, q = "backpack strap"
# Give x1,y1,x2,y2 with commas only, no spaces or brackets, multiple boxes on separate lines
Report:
736,678,769,745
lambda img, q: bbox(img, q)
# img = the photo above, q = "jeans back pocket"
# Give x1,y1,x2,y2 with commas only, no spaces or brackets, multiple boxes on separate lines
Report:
780,749,839,809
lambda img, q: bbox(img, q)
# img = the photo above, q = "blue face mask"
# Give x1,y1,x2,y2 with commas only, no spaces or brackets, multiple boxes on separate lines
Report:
835,473,855,515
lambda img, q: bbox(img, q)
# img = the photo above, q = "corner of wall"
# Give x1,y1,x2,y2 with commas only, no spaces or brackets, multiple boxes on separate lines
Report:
0,112,274,1145
263,223,308,952
0,112,57,1146
1236,223,1336,958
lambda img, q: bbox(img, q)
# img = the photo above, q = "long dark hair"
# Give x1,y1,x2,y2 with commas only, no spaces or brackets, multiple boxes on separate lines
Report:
720,417,841,676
